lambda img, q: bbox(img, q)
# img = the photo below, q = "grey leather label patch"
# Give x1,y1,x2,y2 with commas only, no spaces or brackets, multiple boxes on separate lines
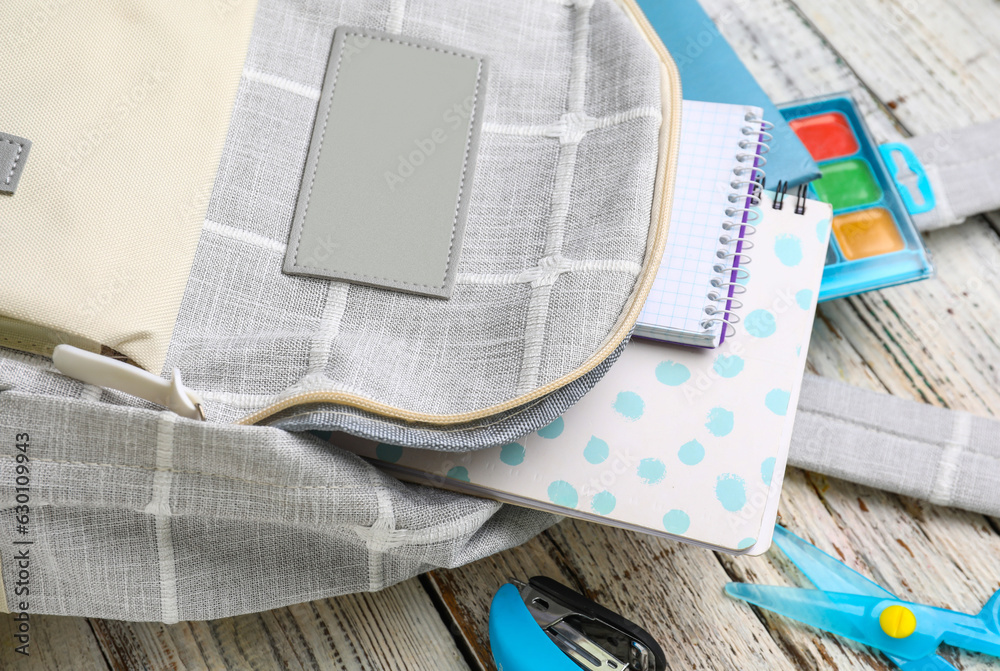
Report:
0,132,31,194
284,27,488,298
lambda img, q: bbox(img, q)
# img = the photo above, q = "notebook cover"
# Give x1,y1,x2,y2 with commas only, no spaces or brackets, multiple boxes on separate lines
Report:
341,194,833,555
637,0,820,187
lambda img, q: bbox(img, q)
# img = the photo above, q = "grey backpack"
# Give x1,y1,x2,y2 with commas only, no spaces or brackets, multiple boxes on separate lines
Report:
0,0,678,620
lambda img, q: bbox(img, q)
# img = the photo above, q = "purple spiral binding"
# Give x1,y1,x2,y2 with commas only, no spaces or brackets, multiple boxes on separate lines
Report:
701,113,772,343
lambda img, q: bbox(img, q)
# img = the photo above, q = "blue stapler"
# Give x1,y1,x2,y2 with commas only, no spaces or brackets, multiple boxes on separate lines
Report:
727,525,1000,669
489,576,666,671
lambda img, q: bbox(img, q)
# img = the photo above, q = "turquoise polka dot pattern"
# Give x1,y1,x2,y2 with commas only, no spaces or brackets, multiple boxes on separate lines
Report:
677,439,705,465
713,354,744,378
795,289,813,310
705,407,734,437
613,391,644,420
447,466,470,482
761,457,775,486
637,458,666,484
591,491,616,515
500,442,525,466
343,190,831,552
655,361,690,386
774,234,803,266
537,417,564,439
548,480,578,508
817,217,832,243
744,309,776,337
764,388,790,416
662,509,690,534
375,443,403,463
715,474,747,511
583,436,609,464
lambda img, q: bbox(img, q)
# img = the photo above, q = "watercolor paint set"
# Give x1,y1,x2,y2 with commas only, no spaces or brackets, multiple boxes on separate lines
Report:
779,94,933,301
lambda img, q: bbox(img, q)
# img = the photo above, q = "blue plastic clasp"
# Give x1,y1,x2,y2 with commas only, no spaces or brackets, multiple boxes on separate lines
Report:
879,142,936,215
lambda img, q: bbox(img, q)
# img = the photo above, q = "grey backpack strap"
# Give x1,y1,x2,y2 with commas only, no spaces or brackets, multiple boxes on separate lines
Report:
790,374,1000,516
898,119,1000,232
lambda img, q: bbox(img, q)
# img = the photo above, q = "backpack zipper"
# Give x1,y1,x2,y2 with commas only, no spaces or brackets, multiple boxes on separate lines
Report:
52,345,206,421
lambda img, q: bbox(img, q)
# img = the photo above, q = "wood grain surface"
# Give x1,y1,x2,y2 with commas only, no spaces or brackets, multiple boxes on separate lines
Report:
3,0,999,668
1,580,471,670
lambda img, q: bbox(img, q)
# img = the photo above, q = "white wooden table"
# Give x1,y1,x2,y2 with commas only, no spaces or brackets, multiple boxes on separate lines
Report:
4,0,1000,668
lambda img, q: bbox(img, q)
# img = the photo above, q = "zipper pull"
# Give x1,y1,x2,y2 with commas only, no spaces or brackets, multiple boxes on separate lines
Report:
52,345,206,421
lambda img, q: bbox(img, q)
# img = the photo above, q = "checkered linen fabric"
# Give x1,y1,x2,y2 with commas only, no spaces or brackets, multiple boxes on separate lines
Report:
0,388,557,621
0,0,665,620
165,0,663,427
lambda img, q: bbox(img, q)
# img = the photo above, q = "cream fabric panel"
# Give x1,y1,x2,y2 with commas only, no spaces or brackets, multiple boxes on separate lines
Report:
0,0,258,372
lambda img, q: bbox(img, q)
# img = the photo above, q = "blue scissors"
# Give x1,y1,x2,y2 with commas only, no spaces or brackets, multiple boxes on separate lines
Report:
726,525,1000,670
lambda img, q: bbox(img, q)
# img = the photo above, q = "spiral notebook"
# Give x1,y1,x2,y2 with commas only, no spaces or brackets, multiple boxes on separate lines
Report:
635,100,768,348
338,192,834,554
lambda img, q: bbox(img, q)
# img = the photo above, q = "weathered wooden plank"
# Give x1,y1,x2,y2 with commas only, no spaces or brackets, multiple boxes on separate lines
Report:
792,0,1000,130
86,578,470,671
812,221,1000,413
0,613,109,670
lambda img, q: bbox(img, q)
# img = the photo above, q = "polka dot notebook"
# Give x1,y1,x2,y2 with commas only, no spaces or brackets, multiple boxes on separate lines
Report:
345,192,832,555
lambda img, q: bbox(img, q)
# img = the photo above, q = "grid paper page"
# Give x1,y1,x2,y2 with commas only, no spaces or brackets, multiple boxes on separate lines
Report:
637,100,764,346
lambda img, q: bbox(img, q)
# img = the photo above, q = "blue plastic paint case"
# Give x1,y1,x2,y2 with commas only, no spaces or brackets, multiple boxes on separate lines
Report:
779,94,933,301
